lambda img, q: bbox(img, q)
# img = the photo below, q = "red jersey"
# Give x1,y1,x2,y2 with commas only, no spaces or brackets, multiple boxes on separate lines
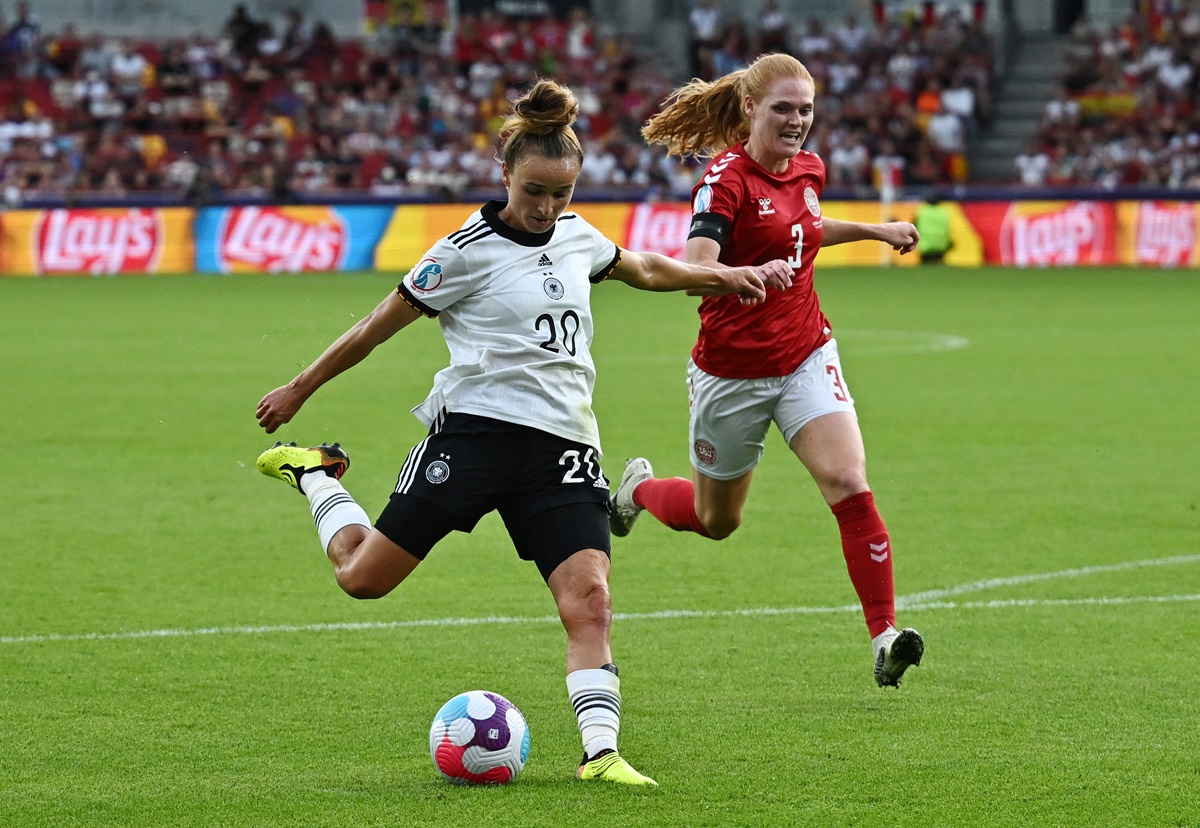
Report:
688,144,831,378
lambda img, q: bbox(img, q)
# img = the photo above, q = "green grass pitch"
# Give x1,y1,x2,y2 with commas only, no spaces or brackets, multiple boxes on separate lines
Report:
2,266,1198,827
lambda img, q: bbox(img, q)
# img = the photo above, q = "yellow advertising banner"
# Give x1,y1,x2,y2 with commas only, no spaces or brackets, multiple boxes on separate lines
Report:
373,203,635,274
1116,201,1200,266
1,207,195,276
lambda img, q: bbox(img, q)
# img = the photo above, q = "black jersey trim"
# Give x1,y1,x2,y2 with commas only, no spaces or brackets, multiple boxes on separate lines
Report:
455,224,495,249
590,245,621,284
448,217,493,249
481,200,558,247
396,282,438,317
688,212,731,244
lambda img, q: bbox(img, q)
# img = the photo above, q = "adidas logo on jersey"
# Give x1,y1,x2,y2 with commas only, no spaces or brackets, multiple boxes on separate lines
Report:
537,253,553,268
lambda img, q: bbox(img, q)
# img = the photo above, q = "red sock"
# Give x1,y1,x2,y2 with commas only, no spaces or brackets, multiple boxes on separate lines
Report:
634,477,714,538
830,491,896,638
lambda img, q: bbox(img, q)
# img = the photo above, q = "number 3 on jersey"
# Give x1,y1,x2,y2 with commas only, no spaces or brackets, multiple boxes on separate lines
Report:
826,364,849,402
788,223,804,268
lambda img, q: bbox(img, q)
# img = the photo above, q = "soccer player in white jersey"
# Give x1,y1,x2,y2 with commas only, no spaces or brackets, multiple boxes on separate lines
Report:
254,79,793,787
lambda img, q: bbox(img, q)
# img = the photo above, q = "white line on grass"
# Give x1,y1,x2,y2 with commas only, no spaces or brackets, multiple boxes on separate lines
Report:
895,553,1200,607
3,554,1197,646
838,329,970,355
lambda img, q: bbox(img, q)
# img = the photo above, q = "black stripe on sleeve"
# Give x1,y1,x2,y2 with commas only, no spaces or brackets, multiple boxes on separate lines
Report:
396,282,438,318
688,212,731,244
589,245,622,284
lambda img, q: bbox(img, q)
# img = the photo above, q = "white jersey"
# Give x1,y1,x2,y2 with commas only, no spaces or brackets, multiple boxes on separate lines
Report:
398,200,621,451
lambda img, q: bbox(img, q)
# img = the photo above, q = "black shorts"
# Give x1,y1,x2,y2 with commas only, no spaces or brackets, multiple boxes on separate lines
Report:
374,413,613,581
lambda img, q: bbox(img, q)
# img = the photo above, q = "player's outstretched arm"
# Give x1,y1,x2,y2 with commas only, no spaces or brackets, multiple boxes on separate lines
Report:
256,291,422,433
610,249,769,304
821,218,919,254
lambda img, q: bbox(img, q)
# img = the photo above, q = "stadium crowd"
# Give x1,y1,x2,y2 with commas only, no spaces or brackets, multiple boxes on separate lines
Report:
1016,1,1200,189
0,0,1019,203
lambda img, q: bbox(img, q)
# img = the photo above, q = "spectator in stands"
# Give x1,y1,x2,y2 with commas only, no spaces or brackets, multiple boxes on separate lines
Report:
833,13,870,56
109,39,148,103
711,19,751,77
308,20,339,66
939,70,977,140
924,101,966,182
687,0,725,79
826,47,862,97
98,166,127,196
43,21,80,77
224,3,266,67
828,127,871,188
1041,83,1082,131
3,1,41,78
199,138,236,191
280,135,318,189
367,161,404,196
757,0,790,55
279,8,310,69
157,40,196,96
1013,140,1051,187
871,137,906,195
906,142,941,186
793,17,832,58
0,0,1030,199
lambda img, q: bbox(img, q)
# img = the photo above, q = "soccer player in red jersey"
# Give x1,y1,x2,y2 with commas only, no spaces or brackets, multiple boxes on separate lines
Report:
614,53,926,688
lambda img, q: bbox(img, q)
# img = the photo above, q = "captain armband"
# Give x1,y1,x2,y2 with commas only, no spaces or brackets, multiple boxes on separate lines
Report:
689,212,731,245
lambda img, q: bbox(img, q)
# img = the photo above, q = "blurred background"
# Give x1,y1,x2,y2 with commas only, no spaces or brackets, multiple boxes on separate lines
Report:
0,0,1196,271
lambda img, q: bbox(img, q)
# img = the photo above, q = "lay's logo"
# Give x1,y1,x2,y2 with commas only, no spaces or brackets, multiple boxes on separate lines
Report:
35,208,163,274
999,202,1108,266
218,206,346,272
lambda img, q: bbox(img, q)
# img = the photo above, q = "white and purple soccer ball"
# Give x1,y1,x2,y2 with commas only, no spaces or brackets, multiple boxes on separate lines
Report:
429,690,530,784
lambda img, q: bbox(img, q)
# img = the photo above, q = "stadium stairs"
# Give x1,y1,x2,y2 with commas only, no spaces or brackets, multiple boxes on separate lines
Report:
969,31,1070,183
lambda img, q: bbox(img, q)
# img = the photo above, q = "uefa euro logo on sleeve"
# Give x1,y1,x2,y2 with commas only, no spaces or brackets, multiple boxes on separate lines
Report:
412,257,444,292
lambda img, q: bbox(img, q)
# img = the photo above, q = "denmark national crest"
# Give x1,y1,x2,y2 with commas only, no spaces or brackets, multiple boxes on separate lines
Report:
803,185,822,217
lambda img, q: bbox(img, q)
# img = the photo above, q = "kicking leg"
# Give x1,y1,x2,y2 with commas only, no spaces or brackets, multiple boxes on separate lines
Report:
610,456,751,541
257,441,421,599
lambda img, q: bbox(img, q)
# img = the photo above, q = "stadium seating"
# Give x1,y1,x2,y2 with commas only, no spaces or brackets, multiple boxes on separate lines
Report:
3,3,1190,201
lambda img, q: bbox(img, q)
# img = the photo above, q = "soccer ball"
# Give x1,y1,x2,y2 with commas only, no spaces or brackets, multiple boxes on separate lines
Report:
429,690,531,784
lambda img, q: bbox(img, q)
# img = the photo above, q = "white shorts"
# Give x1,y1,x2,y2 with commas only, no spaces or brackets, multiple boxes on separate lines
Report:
687,339,857,480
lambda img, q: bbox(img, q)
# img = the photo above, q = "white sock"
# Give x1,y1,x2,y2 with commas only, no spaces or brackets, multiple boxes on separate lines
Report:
567,667,621,759
301,474,371,555
872,625,899,655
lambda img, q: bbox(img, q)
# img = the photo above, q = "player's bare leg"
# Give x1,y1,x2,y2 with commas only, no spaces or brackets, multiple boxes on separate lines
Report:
691,469,755,540
257,441,421,599
326,528,422,599
549,549,657,786
790,412,923,686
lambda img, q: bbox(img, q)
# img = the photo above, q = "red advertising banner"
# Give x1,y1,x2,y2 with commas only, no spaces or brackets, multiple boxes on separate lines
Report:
211,206,348,273
960,201,1120,267
1,207,194,276
620,200,985,266
3,200,1198,277
624,203,693,260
